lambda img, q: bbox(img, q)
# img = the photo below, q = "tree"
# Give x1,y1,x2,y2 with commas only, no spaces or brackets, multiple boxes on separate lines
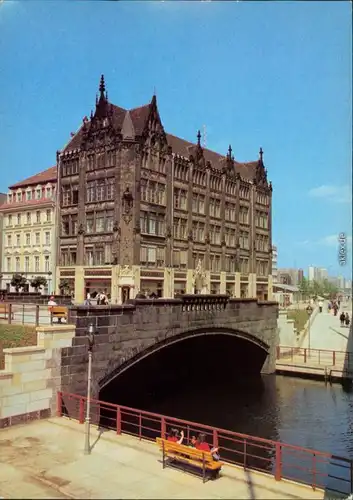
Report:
321,279,338,299
298,277,310,300
10,274,27,293
59,279,71,295
30,276,48,292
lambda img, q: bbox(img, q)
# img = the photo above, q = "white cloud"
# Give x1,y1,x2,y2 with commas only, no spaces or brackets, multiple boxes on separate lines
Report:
318,234,352,247
308,184,352,204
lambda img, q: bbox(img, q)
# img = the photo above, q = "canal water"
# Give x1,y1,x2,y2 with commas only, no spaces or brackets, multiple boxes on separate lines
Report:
101,334,352,495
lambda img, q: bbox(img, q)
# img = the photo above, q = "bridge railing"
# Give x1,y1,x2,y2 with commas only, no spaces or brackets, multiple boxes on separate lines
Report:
57,391,353,496
277,345,352,369
0,302,55,326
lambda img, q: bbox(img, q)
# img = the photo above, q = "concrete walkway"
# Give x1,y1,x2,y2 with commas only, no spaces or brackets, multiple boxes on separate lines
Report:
301,301,352,352
0,418,326,499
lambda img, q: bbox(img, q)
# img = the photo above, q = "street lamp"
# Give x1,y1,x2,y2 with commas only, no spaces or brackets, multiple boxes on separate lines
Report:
84,323,95,455
306,305,313,358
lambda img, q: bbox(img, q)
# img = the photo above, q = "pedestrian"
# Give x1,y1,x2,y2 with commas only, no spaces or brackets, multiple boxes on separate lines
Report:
345,313,350,328
339,311,345,327
318,300,323,313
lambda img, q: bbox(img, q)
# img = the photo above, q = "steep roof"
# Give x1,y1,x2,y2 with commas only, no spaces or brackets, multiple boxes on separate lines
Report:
9,166,57,189
62,100,259,180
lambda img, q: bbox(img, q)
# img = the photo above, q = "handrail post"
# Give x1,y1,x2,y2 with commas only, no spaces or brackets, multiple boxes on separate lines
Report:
57,391,63,417
8,303,12,324
243,439,247,470
116,406,121,435
139,414,142,440
332,350,336,366
312,453,316,490
213,429,218,449
79,397,85,424
161,416,166,439
304,348,307,364
275,442,282,481
35,305,40,326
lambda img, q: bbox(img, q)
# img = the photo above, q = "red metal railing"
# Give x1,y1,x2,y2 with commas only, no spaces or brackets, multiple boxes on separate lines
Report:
277,346,352,368
57,391,353,496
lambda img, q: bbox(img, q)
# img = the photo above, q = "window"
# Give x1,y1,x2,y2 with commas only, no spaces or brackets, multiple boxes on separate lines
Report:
36,211,41,223
172,249,187,269
35,232,40,245
26,191,32,201
7,235,11,247
86,182,95,202
8,215,12,226
96,180,105,201
104,244,112,264
15,257,20,272
45,232,50,245
46,209,51,222
26,212,31,224
25,256,29,272
85,249,94,266
62,186,71,206
70,251,77,265
96,213,105,232
46,187,51,198
36,189,41,200
106,212,113,232
26,233,30,245
106,178,115,200
60,250,69,266
86,214,94,234
7,257,11,272
34,256,40,272
72,188,79,205
16,234,20,246
95,249,104,265
17,192,21,202
174,188,187,210
62,216,70,236
17,214,21,225
44,256,50,273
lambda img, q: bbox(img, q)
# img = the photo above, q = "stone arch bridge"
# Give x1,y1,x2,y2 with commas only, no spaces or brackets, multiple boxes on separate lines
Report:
61,295,278,401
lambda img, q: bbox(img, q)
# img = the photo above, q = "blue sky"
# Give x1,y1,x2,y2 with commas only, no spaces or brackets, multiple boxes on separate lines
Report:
0,0,351,278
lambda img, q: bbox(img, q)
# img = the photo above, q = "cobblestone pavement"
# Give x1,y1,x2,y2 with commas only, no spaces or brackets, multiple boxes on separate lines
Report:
0,418,326,499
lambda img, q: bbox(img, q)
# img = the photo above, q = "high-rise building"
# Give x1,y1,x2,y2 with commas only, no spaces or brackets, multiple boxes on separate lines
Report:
308,266,328,283
56,76,273,304
0,167,57,294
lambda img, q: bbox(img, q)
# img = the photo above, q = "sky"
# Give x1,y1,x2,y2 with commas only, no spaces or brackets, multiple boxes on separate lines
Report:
0,0,352,279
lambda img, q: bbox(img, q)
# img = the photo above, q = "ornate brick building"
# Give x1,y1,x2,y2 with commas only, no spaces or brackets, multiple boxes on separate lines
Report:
56,76,273,303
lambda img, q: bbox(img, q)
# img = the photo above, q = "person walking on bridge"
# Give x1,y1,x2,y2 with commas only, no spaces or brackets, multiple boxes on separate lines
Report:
340,311,345,327
318,300,323,313
345,313,350,328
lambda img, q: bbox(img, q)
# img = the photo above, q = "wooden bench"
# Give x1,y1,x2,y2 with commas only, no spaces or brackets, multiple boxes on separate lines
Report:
49,306,68,323
156,437,223,482
0,303,14,319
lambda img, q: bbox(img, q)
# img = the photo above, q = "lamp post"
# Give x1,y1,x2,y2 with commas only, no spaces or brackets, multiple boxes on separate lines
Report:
306,305,313,358
84,324,95,455
48,271,52,295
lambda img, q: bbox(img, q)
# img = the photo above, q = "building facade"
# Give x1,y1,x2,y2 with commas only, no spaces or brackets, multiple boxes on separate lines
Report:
56,76,273,304
272,245,278,283
308,266,328,283
0,168,57,294
277,267,304,286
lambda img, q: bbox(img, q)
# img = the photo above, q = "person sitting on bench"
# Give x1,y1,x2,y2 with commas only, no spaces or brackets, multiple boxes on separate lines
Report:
167,428,184,444
189,435,197,447
195,433,220,460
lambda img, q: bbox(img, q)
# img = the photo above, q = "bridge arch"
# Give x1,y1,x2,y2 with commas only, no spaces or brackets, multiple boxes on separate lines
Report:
98,327,269,391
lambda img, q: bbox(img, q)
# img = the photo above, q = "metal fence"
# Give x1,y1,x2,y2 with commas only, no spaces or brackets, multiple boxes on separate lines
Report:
0,303,67,326
58,391,353,496
277,345,352,369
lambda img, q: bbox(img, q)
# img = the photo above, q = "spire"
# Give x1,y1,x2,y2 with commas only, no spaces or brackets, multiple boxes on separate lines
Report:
227,144,232,159
259,147,263,163
99,74,106,99
197,130,201,147
151,93,157,108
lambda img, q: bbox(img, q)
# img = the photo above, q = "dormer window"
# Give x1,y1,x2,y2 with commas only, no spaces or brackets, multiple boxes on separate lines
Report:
8,194,12,203
36,189,41,200
27,191,32,201
17,192,21,202
46,187,51,198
